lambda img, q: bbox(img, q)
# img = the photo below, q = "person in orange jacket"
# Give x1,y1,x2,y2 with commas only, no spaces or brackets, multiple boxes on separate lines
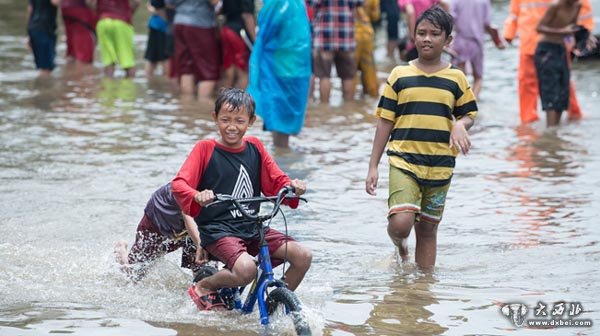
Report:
503,0,593,124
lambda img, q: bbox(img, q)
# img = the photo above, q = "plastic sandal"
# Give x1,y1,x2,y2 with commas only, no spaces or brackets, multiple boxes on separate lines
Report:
188,286,227,311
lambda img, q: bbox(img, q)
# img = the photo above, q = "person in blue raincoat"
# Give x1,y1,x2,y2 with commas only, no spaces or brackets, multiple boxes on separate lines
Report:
247,0,312,148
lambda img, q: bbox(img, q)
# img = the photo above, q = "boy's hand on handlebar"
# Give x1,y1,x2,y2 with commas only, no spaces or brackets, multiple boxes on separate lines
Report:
194,189,215,207
290,179,307,196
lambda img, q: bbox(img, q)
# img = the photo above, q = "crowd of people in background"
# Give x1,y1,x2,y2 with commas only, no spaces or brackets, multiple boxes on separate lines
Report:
26,0,598,133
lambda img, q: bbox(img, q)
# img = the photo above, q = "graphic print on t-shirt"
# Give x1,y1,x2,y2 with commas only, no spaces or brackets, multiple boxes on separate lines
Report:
230,165,255,219
232,165,253,198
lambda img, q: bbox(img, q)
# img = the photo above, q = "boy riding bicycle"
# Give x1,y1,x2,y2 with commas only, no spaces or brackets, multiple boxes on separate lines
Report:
172,88,312,311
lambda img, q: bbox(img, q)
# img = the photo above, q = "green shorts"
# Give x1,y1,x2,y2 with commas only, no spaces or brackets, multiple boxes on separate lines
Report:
96,18,135,69
387,166,450,224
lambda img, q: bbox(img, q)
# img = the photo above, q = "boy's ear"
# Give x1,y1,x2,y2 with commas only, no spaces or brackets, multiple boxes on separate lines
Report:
445,34,453,46
249,115,256,126
211,111,218,122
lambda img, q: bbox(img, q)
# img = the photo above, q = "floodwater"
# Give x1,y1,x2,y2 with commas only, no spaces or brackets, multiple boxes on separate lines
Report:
1,1,600,335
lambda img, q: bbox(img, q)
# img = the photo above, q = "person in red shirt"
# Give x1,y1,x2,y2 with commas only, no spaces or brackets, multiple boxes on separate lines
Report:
61,0,97,64
172,88,312,310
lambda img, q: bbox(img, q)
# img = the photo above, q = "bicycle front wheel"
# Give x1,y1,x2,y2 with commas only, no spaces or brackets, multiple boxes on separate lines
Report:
266,287,311,336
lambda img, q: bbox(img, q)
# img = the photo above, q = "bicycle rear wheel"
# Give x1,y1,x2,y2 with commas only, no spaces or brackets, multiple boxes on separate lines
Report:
266,287,311,336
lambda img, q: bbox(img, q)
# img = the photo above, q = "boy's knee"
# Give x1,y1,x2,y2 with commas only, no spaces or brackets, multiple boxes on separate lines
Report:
233,257,258,283
290,244,312,270
415,220,438,238
387,212,415,238
298,246,313,268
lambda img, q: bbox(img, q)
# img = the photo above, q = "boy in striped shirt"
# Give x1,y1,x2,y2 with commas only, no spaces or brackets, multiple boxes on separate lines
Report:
365,6,477,269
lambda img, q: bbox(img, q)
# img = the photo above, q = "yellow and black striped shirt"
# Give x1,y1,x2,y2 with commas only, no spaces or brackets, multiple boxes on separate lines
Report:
375,62,478,186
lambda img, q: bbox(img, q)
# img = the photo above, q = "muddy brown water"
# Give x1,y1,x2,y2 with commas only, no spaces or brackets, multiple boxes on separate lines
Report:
1,1,600,335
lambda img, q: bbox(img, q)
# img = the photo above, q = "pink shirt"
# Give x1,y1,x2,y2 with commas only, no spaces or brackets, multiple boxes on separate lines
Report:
398,0,439,17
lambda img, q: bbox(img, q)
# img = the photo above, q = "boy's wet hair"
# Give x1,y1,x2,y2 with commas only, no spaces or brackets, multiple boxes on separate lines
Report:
214,87,256,118
415,5,454,37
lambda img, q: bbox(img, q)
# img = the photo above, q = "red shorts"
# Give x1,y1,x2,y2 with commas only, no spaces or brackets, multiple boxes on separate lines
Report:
204,229,295,269
62,7,97,63
220,26,249,72
173,24,220,81
128,214,197,270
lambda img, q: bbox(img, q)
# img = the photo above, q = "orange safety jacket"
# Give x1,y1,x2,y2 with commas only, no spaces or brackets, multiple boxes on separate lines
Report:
504,0,594,55
578,0,594,32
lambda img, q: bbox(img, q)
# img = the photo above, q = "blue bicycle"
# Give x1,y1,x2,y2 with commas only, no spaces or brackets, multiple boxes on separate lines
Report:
193,186,312,336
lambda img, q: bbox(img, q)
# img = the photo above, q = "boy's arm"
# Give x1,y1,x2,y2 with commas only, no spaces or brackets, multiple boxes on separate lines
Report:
241,0,256,42
366,118,393,196
367,70,400,196
450,116,474,155
242,13,256,42
27,3,32,23
51,0,61,6
172,141,213,216
183,213,210,264
450,75,477,155
183,213,200,246
404,3,416,40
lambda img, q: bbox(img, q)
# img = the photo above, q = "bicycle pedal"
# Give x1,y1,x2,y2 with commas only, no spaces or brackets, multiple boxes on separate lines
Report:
218,288,236,310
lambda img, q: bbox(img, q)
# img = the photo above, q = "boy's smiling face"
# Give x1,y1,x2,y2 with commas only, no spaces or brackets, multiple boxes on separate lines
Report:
415,20,452,61
212,103,255,149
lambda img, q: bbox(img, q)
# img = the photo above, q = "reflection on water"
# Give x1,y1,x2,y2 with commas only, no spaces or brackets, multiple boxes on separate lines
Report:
1,0,600,335
366,269,447,336
499,126,590,248
508,126,585,182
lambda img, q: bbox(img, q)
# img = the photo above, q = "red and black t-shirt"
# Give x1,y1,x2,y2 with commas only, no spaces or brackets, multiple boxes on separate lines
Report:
172,137,297,246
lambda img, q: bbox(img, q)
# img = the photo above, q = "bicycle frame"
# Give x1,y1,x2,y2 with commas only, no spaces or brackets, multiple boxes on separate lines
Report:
209,187,301,326
238,236,288,325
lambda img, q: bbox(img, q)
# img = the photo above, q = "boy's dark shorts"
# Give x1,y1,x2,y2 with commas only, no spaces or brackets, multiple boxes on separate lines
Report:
144,27,172,63
312,50,357,80
128,214,197,271
28,29,56,71
534,41,570,112
204,229,295,269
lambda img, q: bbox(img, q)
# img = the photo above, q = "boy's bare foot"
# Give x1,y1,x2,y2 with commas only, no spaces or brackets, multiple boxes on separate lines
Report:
114,240,129,265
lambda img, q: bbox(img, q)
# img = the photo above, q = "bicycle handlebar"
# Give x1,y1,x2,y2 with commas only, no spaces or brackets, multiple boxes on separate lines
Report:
204,186,307,222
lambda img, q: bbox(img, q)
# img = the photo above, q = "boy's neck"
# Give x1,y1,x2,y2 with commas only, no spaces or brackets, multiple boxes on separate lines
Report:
412,57,448,74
